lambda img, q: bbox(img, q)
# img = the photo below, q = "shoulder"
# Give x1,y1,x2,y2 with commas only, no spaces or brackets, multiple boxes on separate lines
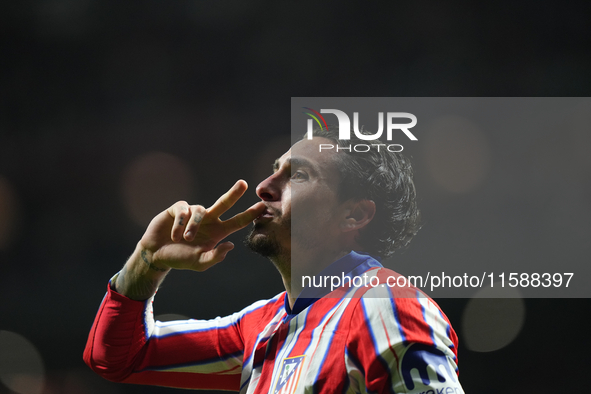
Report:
342,268,464,392
347,268,458,350
233,292,286,326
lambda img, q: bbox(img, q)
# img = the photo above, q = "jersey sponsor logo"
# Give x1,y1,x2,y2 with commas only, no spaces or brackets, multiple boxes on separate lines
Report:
400,343,457,391
273,355,305,394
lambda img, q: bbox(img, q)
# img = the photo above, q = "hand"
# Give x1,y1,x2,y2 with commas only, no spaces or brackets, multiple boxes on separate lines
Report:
139,180,266,272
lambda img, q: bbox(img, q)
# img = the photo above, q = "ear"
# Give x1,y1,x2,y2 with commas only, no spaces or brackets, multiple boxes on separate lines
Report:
340,200,376,233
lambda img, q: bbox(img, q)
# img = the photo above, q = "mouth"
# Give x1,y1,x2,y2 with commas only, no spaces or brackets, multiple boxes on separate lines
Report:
255,207,275,222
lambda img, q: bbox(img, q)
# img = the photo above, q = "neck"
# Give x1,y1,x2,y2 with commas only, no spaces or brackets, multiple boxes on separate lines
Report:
274,247,351,309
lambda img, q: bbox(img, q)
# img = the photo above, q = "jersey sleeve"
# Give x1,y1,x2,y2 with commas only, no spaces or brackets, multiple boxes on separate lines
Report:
83,278,244,391
345,286,465,394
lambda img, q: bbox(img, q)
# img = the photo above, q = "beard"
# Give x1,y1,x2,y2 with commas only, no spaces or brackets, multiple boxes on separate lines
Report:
244,222,285,259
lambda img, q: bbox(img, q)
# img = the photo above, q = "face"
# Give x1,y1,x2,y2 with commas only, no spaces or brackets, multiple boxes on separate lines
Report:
245,137,345,265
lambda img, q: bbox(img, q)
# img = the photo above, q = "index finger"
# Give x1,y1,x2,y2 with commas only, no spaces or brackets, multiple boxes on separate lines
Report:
222,201,267,234
208,180,249,218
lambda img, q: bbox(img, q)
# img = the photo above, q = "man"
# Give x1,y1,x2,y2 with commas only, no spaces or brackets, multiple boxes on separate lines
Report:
84,128,465,393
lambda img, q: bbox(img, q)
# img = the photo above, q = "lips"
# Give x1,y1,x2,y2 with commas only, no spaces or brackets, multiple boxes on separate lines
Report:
255,207,276,221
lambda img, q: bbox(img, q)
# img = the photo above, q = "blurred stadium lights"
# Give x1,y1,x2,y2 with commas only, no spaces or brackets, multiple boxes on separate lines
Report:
0,176,19,251
0,331,45,394
121,152,195,227
422,116,491,194
461,285,525,352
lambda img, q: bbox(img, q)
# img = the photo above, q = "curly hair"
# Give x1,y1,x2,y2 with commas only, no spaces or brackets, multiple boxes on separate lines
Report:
305,126,421,258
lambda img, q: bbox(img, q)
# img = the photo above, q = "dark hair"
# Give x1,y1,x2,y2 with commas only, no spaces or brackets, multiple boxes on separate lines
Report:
305,126,421,258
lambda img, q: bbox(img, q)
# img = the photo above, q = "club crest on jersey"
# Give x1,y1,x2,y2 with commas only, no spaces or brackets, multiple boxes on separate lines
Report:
273,355,305,394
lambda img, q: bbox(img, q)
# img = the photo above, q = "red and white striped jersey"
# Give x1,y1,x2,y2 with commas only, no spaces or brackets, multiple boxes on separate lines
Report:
84,252,464,393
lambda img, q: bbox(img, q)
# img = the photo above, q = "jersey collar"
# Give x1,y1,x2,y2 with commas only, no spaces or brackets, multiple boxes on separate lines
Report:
284,251,383,317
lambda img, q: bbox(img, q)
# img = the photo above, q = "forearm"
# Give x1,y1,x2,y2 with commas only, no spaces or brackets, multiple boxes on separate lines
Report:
84,279,246,388
83,281,152,382
114,242,171,301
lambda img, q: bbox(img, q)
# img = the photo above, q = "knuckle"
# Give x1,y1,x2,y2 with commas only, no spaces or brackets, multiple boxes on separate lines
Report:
172,201,190,214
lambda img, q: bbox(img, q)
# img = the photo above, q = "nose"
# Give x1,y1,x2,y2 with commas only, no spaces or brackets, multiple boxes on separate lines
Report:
256,172,281,201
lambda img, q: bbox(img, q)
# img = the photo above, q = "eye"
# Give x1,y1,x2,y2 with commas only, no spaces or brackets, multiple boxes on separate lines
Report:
291,171,308,180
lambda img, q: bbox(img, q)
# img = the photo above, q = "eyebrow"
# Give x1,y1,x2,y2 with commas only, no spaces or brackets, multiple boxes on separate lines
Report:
272,157,316,173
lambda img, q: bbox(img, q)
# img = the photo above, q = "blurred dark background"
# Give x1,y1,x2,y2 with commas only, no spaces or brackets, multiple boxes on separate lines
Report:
1,1,590,393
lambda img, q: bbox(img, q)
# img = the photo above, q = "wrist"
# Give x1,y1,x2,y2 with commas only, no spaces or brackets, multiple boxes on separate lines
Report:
138,247,170,273
113,243,170,301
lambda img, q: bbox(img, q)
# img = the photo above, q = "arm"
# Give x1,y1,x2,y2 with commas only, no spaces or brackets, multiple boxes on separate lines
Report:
115,180,265,300
346,292,465,394
83,180,266,389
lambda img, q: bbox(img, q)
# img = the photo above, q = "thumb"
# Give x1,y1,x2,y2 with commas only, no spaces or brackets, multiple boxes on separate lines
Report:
213,241,235,262
198,241,235,269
